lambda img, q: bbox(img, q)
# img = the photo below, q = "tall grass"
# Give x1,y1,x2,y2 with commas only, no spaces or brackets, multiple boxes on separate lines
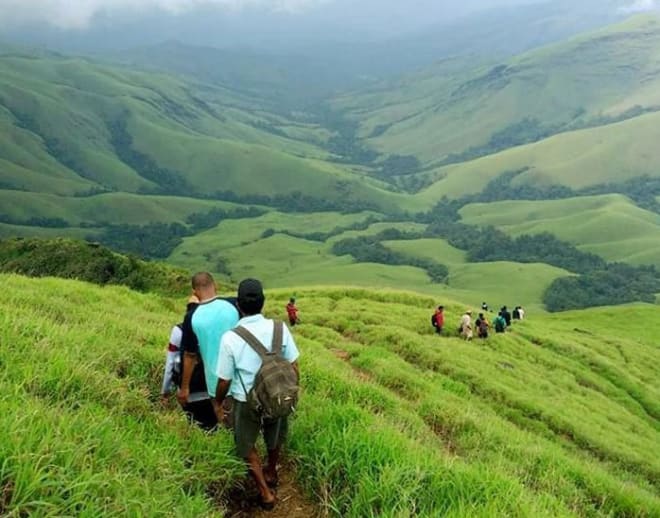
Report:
1,275,658,516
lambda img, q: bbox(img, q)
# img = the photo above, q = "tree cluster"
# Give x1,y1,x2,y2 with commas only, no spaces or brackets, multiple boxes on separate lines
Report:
0,237,188,294
332,229,449,284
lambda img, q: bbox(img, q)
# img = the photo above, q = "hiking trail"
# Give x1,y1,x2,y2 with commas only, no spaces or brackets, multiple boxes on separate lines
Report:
224,460,321,518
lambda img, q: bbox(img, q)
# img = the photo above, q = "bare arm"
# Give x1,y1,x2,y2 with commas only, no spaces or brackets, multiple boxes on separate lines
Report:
176,352,198,405
215,378,231,406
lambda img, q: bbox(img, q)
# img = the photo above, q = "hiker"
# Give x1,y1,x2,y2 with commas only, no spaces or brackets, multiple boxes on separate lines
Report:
286,297,299,326
460,310,473,341
216,279,300,511
475,312,490,339
177,272,240,427
160,295,220,430
494,312,507,333
481,301,489,312
518,306,526,320
431,305,445,335
501,306,512,327
160,295,199,405
512,306,521,320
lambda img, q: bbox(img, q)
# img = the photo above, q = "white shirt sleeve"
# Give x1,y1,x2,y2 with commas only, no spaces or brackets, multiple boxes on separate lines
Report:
161,326,182,395
169,326,183,348
282,324,300,363
217,333,236,382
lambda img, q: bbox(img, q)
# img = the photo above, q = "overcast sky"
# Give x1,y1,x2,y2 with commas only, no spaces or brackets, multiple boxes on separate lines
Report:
0,0,545,30
0,0,655,53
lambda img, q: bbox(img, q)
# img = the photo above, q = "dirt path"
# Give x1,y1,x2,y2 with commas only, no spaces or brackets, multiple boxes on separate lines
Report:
223,461,322,518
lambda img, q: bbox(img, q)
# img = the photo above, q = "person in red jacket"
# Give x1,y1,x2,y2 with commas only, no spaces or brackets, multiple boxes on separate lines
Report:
286,297,299,326
432,305,445,335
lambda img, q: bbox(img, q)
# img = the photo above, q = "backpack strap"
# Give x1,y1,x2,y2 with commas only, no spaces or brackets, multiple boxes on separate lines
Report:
233,326,270,359
271,321,284,355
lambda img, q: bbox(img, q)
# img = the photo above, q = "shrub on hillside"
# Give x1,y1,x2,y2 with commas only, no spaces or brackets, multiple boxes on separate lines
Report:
0,238,188,294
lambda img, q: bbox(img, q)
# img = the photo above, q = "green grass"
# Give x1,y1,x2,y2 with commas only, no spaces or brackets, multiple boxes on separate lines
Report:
0,52,407,211
335,15,660,168
0,190,249,226
1,274,658,516
411,109,660,202
383,238,468,265
169,216,565,311
459,194,660,267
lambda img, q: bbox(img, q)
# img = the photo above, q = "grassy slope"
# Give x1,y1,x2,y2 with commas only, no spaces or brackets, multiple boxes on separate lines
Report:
334,15,660,166
0,52,405,210
459,194,660,267
0,191,249,225
1,274,658,516
382,239,568,312
413,110,660,202
169,217,568,312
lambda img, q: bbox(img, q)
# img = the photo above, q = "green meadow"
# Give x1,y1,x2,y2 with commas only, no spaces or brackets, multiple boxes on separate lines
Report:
459,194,660,267
168,216,566,312
1,274,658,516
336,15,660,167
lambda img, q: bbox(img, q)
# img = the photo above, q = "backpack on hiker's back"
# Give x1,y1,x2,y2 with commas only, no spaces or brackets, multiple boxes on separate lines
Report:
494,315,506,333
234,321,299,419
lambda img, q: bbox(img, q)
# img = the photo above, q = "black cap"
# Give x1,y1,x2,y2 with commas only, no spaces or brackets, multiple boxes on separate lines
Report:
238,278,264,300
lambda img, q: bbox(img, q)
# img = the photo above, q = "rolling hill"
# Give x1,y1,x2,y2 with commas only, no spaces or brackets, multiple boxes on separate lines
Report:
334,14,660,170
459,194,660,267
0,273,658,516
1,15,660,313
0,48,401,209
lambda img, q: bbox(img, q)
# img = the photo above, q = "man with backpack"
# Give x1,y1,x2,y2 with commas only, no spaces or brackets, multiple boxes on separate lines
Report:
494,312,507,333
160,295,219,431
177,272,240,425
216,279,300,511
475,313,490,339
501,306,512,327
431,305,445,335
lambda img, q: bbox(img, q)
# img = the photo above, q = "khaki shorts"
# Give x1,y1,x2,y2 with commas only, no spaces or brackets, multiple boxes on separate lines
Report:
233,401,289,458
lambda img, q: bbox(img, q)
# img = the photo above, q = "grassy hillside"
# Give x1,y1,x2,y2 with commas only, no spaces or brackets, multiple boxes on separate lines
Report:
334,14,660,169
1,274,658,516
413,111,660,201
459,194,660,267
168,215,570,312
0,238,189,294
0,50,403,210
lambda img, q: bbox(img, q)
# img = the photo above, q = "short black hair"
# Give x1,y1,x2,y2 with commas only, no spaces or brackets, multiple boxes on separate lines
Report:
191,272,214,290
237,278,265,316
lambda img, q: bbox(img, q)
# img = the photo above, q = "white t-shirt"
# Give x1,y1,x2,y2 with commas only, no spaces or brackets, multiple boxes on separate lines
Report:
217,314,299,402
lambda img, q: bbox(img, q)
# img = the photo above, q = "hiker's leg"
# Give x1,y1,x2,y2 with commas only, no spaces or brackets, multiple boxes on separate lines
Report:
263,417,288,485
183,400,218,431
246,447,275,505
234,402,275,505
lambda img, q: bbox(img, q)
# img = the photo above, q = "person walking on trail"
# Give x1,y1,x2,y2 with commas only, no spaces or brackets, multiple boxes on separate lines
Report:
160,295,219,430
518,306,526,320
512,306,521,320
501,306,512,327
481,301,489,312
431,305,445,335
460,310,473,341
286,297,299,326
216,279,300,511
494,312,507,333
476,312,490,339
177,272,240,426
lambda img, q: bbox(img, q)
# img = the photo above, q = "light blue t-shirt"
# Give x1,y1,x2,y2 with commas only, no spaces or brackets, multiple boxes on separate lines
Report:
217,314,300,402
191,298,239,397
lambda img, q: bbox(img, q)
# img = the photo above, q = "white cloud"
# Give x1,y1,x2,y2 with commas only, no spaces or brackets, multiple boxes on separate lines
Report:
0,0,329,29
620,0,660,13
